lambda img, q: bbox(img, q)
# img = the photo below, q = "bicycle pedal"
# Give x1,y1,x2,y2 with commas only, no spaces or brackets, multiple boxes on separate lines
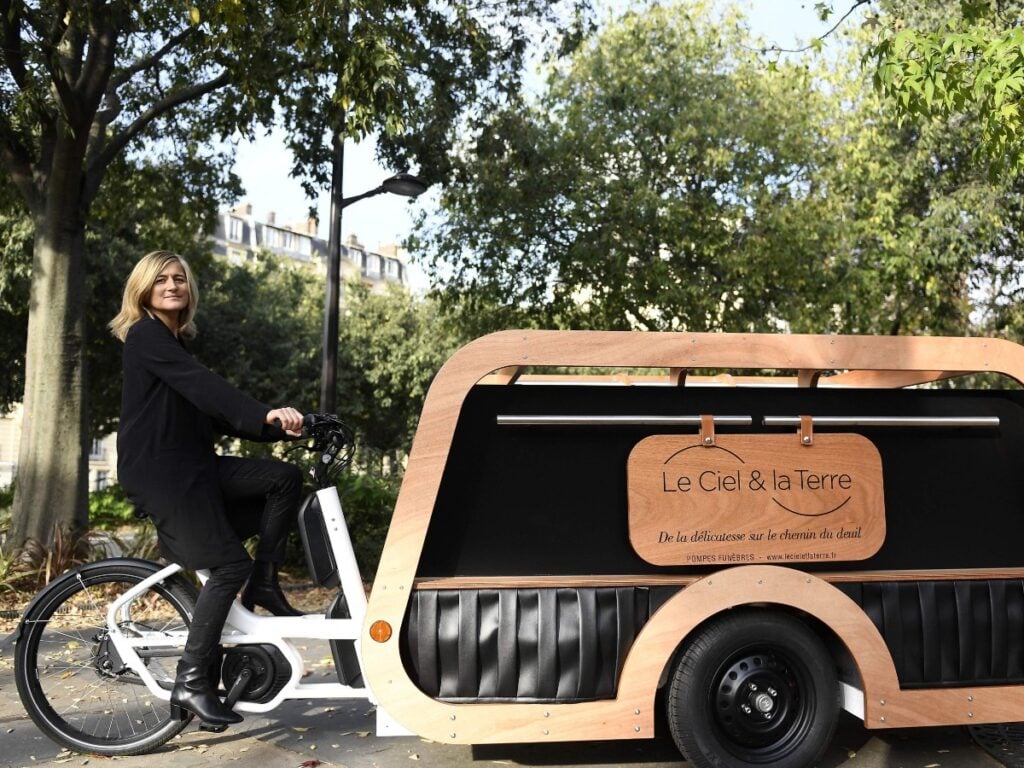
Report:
197,722,229,734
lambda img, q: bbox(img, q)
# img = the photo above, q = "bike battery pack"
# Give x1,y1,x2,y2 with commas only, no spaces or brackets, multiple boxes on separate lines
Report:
297,494,341,588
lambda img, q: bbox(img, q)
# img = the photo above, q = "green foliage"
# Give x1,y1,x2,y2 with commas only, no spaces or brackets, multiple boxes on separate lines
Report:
867,0,1024,176
88,484,136,530
0,480,14,512
334,471,399,580
421,3,838,334
419,1,1024,342
191,254,324,427
336,284,463,459
0,193,32,414
804,16,1024,337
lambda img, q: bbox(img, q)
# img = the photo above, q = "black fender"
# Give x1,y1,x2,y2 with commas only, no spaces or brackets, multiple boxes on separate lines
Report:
7,558,198,646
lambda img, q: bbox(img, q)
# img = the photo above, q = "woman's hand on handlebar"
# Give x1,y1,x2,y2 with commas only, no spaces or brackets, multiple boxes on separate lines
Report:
266,407,304,437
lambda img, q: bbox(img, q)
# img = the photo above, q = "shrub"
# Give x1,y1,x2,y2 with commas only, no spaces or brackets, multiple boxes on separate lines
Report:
88,483,136,529
0,480,14,512
336,471,398,581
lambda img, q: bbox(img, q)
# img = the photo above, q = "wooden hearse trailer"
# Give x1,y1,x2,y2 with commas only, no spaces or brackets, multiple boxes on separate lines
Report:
355,330,1024,768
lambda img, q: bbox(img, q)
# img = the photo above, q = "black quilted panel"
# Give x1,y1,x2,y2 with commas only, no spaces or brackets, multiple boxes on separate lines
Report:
838,580,1024,688
402,586,679,702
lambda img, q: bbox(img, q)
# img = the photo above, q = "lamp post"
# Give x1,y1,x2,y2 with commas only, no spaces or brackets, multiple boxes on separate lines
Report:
319,164,428,414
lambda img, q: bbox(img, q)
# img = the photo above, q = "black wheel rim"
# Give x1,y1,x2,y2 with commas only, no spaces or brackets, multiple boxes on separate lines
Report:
710,644,817,763
17,572,189,752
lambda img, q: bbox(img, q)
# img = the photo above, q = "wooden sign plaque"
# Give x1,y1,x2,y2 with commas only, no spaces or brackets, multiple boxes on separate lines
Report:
627,433,885,566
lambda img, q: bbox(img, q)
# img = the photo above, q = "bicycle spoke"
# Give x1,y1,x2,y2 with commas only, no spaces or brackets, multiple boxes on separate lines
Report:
17,569,194,753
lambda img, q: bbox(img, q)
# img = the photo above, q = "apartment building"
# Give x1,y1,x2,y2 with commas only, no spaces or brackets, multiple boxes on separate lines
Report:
211,203,410,291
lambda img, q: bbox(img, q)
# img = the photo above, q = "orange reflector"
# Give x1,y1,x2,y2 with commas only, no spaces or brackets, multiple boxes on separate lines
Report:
369,620,393,643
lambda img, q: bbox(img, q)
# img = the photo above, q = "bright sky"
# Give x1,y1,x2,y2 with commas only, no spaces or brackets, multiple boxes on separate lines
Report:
231,2,864,257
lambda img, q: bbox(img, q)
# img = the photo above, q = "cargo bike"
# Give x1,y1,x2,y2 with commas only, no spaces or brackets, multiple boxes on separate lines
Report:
15,330,1024,768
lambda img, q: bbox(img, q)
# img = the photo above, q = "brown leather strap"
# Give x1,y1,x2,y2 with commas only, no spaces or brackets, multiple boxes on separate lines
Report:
700,414,715,446
799,414,814,446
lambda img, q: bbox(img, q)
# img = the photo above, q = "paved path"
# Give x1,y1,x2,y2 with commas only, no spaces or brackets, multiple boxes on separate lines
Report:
0,633,1006,768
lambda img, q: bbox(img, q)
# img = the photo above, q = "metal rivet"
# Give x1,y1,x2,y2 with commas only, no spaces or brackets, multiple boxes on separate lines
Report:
802,436,811,444
967,696,974,702
450,715,456,721
634,726,641,733
543,711,550,718
880,716,886,722
757,579,763,584
634,709,640,715
968,712,974,718
450,732,456,738
543,729,549,736
879,700,885,706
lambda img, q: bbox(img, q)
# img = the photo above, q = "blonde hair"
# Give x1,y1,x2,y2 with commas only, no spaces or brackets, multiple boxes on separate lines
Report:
109,250,199,341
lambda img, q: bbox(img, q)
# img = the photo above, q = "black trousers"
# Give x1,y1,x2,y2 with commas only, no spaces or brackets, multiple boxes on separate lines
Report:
181,456,303,664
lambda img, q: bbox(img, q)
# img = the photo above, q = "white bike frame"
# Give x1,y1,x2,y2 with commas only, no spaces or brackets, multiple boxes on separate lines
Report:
103,486,377,716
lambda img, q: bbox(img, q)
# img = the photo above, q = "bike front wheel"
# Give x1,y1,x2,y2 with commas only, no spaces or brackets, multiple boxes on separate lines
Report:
14,559,199,756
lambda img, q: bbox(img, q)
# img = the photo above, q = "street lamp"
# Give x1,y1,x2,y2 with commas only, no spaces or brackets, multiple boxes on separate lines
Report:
319,169,428,414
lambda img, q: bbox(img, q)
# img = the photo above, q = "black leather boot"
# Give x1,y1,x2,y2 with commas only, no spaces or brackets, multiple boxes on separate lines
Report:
170,658,243,725
240,560,303,617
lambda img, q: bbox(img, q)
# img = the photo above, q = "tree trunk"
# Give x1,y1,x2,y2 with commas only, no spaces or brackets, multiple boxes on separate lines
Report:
7,141,89,553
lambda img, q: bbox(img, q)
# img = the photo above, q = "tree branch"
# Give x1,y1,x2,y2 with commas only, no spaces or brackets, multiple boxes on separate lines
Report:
20,0,77,120
57,10,85,89
110,25,197,90
77,8,119,116
84,69,230,204
0,0,30,91
757,0,872,55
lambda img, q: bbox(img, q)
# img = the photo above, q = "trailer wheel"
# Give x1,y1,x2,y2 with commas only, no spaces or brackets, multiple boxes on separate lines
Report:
666,608,840,768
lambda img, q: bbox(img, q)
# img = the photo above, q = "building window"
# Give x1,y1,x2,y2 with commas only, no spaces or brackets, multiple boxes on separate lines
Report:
385,259,401,280
93,471,109,491
228,217,244,242
89,438,105,460
365,254,380,277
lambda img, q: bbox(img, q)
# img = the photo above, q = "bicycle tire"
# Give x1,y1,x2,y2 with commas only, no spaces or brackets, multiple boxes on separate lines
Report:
14,559,199,756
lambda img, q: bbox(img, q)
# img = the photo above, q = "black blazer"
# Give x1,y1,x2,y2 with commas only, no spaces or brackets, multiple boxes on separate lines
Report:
117,317,278,569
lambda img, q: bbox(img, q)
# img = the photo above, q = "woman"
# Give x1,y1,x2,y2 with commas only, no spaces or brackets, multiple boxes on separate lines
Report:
110,250,304,727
